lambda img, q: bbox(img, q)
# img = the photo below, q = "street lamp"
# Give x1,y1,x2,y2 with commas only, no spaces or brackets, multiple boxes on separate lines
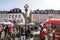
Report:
24,4,29,40
24,4,29,29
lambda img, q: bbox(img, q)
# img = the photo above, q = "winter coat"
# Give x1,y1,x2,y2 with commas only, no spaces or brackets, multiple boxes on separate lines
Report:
40,31,45,40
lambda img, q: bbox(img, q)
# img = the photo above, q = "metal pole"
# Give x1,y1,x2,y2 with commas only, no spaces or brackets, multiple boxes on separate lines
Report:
25,11,28,29
24,4,29,40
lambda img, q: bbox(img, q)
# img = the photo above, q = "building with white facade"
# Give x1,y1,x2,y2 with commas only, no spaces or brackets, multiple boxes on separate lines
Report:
30,9,60,24
0,8,25,25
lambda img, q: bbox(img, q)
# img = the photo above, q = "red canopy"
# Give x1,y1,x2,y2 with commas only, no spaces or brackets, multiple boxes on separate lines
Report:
44,19,60,25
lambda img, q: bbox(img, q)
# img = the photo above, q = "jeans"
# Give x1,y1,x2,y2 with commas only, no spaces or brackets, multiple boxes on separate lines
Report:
21,36,25,40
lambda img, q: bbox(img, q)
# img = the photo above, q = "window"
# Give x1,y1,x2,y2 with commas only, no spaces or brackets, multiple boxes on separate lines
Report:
9,15,11,18
18,15,20,18
5,15,7,17
15,15,17,18
5,19,7,22
17,10,19,12
17,20,20,23
12,15,14,18
14,10,16,12
49,16,53,18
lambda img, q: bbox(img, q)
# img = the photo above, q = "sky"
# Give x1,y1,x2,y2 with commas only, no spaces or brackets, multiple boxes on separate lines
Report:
0,0,60,12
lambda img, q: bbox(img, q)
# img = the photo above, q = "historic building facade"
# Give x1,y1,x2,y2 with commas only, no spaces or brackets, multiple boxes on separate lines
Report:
0,8,25,25
30,9,60,24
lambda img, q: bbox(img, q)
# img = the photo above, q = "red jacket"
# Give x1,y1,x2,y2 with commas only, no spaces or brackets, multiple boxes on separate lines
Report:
40,31,45,40
8,27,13,34
53,33,55,40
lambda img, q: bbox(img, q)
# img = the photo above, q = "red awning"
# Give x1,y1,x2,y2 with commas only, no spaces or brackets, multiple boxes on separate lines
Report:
44,20,60,25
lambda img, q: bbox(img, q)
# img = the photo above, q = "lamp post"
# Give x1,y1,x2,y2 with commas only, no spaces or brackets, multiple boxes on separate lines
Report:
24,4,29,40
24,4,29,29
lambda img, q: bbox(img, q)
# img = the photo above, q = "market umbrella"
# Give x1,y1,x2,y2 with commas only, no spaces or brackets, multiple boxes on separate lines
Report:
44,19,60,26
28,23,35,26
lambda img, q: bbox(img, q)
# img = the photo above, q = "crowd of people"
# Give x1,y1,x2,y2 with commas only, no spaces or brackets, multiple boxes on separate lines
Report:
0,23,58,40
0,23,40,40
40,26,56,40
